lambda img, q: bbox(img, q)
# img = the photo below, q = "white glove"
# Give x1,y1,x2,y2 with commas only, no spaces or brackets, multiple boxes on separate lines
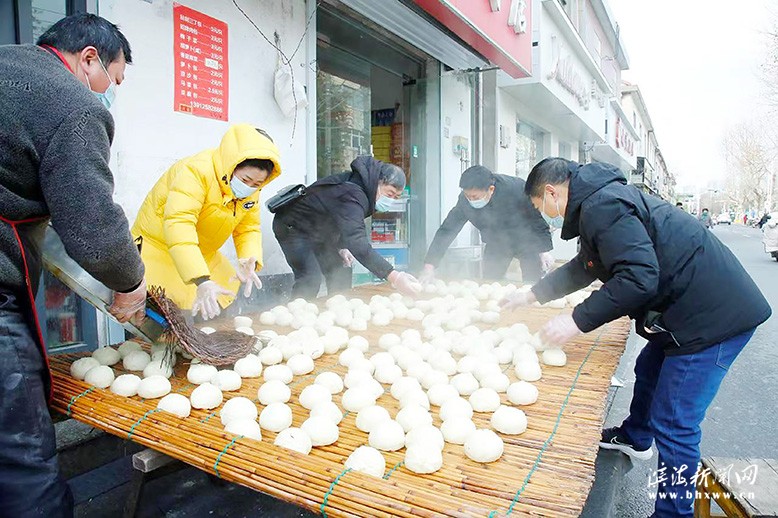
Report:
540,252,555,272
192,280,235,320
109,278,146,326
499,290,537,311
419,264,435,284
540,314,582,346
235,257,262,298
387,271,422,297
338,249,356,267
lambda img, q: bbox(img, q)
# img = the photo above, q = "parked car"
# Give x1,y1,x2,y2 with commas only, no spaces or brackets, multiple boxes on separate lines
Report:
716,213,732,225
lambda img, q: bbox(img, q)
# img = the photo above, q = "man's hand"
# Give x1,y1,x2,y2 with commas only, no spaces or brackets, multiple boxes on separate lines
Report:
109,278,147,326
540,252,555,272
388,271,422,297
338,249,356,268
499,290,537,311
192,280,235,320
419,264,436,284
540,314,582,347
235,257,262,298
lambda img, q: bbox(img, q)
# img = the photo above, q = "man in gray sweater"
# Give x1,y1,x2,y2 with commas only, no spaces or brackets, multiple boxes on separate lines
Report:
0,14,146,516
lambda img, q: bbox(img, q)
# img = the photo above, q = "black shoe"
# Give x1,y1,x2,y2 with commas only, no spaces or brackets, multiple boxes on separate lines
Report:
599,427,653,460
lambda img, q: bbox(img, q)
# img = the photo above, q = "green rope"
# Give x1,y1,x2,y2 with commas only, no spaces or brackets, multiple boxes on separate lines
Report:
320,467,352,517
127,408,161,439
383,461,404,480
200,411,218,424
67,387,95,417
175,382,193,394
213,435,243,478
487,327,608,518
289,368,321,389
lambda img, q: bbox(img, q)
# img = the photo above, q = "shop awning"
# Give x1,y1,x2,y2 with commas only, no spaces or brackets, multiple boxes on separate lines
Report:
339,0,488,72
412,0,533,78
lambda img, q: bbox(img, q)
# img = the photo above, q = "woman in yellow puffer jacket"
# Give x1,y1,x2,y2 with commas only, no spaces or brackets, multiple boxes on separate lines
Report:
132,124,281,320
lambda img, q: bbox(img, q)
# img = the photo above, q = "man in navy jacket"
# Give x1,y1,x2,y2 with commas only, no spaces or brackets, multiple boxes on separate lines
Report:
502,157,771,518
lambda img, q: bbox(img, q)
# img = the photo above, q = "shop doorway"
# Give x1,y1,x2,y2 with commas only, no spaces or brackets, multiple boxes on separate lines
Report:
315,5,481,279
316,5,427,281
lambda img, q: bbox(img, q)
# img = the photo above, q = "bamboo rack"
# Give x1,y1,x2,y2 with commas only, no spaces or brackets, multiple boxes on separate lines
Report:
49,285,630,517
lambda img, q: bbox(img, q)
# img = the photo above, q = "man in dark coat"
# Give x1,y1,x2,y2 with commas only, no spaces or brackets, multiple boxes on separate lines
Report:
0,14,146,516
273,156,420,298
502,157,771,518
757,212,771,229
420,165,553,283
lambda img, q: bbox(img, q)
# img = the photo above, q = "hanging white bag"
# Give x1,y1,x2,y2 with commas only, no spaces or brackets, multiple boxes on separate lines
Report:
274,49,307,118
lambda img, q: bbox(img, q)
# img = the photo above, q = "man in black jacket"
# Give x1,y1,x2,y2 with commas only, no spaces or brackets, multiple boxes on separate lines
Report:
272,157,420,298
502,158,771,518
0,14,146,516
420,165,553,283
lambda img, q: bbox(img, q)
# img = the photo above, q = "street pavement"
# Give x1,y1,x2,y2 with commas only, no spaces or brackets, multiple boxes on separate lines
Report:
608,223,778,517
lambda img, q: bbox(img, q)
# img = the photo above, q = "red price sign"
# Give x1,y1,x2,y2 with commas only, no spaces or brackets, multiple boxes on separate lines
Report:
173,4,228,121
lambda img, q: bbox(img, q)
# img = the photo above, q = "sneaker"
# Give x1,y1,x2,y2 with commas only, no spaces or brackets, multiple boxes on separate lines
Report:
599,427,653,460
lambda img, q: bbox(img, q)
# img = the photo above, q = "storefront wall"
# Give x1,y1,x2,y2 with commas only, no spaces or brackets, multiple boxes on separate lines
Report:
495,0,609,179
591,99,638,174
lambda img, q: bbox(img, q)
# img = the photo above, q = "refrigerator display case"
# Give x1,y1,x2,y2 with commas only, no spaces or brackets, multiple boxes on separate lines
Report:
354,197,410,285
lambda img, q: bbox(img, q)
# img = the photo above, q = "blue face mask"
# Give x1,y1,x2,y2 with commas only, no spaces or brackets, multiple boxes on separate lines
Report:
84,57,117,110
375,195,395,213
95,82,116,110
468,190,492,209
230,176,257,199
541,191,565,229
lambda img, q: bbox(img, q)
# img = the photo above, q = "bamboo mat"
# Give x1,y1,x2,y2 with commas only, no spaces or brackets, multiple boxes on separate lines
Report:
49,285,630,517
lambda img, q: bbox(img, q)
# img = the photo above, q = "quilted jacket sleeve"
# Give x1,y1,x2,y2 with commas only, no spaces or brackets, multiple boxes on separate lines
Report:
162,165,211,283
233,205,263,269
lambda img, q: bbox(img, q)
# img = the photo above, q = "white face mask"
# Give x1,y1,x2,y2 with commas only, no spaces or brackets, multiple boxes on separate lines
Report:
230,176,257,199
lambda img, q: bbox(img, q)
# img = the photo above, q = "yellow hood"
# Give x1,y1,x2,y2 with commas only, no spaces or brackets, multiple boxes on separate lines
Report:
212,123,282,202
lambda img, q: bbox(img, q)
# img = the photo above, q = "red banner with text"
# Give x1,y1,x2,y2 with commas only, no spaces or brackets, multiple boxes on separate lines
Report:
173,4,228,121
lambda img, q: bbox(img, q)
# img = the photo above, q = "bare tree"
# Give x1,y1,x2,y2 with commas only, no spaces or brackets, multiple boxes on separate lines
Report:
760,7,778,108
722,120,777,213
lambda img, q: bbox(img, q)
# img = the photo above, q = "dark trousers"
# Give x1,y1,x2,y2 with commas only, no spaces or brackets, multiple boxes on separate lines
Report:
482,244,542,283
621,329,754,517
272,218,352,299
0,291,73,517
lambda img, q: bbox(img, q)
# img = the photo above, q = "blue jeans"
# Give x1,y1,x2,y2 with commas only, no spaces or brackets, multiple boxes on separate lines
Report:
0,290,73,517
621,329,755,518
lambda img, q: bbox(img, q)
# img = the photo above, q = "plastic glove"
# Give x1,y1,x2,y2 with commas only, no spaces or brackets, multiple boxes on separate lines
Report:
338,249,356,268
419,264,436,284
540,252,555,272
540,314,582,347
387,271,422,297
108,278,147,326
499,290,537,311
235,257,262,298
192,280,235,321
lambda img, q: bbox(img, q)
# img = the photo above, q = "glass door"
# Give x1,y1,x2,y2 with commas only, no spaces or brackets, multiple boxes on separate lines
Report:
402,69,482,275
316,43,372,179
